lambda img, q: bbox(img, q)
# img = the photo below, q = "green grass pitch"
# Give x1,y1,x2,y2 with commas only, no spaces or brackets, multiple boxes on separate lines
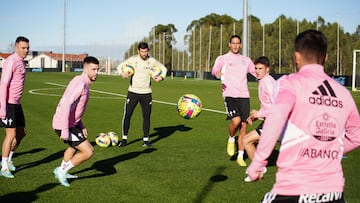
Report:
0,72,359,202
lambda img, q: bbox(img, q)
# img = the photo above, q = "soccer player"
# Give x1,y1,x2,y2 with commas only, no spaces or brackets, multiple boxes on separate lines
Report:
243,56,275,178
211,35,256,166
117,42,167,148
52,56,99,187
0,36,30,178
246,29,360,202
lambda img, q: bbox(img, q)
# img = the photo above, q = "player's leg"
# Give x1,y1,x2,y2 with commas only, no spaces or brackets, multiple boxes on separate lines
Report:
12,105,26,152
236,121,248,166
70,140,94,166
1,128,16,178
1,104,26,175
5,127,26,172
236,98,250,166
224,97,240,156
227,117,240,156
12,127,26,151
139,93,152,147
119,92,138,146
243,130,260,161
63,147,77,162
54,127,91,186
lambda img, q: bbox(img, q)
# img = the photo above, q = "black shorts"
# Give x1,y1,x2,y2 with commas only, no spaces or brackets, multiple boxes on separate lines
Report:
224,97,250,122
0,104,25,128
55,126,86,147
261,191,345,203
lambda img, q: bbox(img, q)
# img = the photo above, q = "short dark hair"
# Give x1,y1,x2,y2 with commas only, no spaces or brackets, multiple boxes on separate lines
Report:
138,42,149,50
15,36,29,44
229,35,241,43
84,56,99,65
254,56,270,67
295,29,327,65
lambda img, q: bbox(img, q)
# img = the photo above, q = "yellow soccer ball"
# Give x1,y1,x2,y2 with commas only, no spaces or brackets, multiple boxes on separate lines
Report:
177,94,202,119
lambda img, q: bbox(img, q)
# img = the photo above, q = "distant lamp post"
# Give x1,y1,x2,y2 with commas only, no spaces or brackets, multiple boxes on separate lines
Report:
62,0,66,72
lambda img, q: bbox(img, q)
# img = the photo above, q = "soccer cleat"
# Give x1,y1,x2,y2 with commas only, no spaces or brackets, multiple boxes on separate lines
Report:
53,167,70,187
66,173,78,179
0,169,14,178
117,139,127,147
54,171,78,179
0,161,16,171
142,142,153,148
236,157,247,167
8,161,16,171
227,141,235,156
244,175,253,182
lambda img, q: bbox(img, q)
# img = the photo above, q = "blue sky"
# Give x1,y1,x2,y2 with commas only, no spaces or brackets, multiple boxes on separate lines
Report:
1,0,359,60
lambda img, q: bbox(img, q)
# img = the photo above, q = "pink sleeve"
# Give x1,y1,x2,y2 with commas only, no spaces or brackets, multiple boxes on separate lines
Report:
0,61,14,118
248,60,256,78
55,79,83,131
211,56,223,76
256,78,275,118
247,79,295,180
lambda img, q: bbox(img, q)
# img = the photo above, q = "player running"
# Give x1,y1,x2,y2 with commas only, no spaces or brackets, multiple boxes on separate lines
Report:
211,35,256,166
52,56,99,187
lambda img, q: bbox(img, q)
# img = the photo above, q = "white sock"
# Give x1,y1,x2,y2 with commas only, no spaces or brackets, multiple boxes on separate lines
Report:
61,160,67,168
228,136,235,143
8,151,14,162
122,135,128,140
60,160,74,173
1,157,9,170
63,160,74,173
237,150,244,158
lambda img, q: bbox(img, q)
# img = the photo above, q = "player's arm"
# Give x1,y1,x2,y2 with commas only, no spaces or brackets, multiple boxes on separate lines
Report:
211,57,223,79
256,81,276,118
153,59,168,81
0,62,14,119
248,60,256,78
247,79,295,181
58,82,83,140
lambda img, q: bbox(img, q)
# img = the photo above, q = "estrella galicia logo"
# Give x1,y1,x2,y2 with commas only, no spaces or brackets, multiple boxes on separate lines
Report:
309,80,343,108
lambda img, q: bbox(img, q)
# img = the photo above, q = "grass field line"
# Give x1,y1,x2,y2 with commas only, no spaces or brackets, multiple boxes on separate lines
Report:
43,82,227,114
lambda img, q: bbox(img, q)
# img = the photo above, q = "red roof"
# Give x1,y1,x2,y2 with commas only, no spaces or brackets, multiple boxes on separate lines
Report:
0,52,87,62
43,52,87,62
0,53,11,59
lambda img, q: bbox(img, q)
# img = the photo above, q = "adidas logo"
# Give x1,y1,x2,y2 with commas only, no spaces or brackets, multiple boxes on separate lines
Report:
308,80,343,108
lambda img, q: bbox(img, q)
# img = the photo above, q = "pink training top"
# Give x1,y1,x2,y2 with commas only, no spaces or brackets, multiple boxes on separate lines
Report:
0,53,26,118
247,64,360,195
52,73,91,139
254,73,276,119
212,52,256,98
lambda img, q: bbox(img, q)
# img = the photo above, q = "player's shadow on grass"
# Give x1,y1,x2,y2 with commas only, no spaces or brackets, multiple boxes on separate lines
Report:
195,166,228,203
126,124,192,146
16,150,64,172
13,147,46,158
72,148,156,181
0,183,57,203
